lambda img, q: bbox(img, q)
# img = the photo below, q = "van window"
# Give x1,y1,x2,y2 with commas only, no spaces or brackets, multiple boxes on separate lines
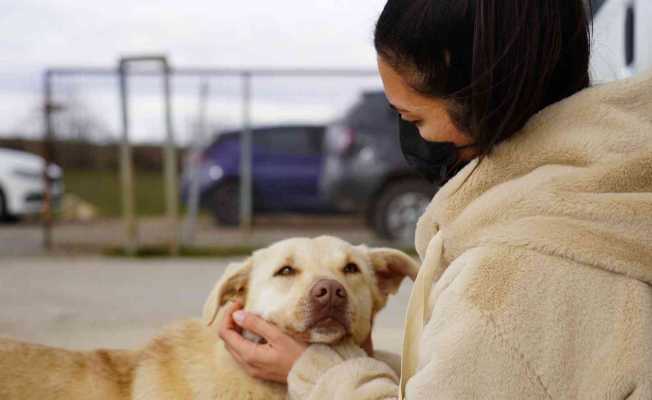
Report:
255,127,323,156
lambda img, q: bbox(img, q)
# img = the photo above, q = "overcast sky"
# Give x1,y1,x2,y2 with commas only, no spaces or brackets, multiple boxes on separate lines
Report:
1,0,388,143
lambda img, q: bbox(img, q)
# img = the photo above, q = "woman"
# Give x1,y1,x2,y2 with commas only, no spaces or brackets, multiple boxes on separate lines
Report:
220,1,652,398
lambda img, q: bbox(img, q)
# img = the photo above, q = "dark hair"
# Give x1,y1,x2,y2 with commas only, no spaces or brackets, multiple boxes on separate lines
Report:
374,0,592,155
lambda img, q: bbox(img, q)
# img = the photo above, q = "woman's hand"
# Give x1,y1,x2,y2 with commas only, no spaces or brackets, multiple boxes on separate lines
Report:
218,302,308,383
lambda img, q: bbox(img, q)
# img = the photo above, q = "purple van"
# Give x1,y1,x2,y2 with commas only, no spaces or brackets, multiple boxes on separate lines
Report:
181,125,335,225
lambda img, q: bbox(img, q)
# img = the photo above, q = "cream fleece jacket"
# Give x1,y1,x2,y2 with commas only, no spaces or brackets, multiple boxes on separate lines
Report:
287,71,652,400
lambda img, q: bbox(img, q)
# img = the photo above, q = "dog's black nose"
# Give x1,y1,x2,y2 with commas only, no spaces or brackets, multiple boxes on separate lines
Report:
310,279,347,308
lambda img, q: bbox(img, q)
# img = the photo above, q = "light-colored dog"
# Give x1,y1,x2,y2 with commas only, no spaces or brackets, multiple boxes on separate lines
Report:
0,236,418,400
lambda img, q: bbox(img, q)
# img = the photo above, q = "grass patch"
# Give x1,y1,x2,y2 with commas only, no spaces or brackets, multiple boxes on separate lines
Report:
63,169,168,217
104,244,259,258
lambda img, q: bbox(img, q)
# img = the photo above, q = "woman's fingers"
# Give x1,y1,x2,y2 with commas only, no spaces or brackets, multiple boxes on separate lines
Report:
218,302,259,360
218,303,244,343
220,307,275,363
218,306,308,383
224,341,259,373
232,311,282,343
218,301,243,331
221,324,262,362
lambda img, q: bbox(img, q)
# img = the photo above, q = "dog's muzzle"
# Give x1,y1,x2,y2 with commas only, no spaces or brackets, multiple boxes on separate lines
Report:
307,279,350,330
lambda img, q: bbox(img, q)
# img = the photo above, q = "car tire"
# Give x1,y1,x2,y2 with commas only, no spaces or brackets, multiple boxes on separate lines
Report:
372,179,436,243
0,188,17,224
0,188,6,222
212,181,240,226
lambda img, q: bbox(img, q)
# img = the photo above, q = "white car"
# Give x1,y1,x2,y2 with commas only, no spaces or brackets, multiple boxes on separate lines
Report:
0,148,63,221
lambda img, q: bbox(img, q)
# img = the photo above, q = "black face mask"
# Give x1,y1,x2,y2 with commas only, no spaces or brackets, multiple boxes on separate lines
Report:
398,117,473,186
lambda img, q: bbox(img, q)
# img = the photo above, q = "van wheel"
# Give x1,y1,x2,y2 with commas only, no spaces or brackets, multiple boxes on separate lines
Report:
212,181,240,226
372,179,435,244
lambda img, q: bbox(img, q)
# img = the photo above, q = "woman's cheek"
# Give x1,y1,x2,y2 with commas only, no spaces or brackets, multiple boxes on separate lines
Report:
419,122,444,142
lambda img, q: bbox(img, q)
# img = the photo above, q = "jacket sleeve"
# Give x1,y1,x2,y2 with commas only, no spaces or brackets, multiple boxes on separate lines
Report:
287,338,399,400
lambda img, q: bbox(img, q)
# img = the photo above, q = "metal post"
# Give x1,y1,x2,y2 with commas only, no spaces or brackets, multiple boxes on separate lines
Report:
239,72,253,231
42,71,54,250
118,55,180,256
182,78,210,246
162,60,180,256
118,61,138,256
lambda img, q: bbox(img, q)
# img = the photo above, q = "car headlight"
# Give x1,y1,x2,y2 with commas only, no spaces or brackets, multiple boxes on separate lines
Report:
208,165,224,181
357,147,377,164
47,164,62,180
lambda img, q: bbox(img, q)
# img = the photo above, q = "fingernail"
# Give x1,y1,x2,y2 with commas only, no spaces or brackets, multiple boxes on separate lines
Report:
233,310,246,324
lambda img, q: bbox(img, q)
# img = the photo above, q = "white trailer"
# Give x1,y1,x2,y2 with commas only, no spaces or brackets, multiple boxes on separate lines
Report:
590,0,652,83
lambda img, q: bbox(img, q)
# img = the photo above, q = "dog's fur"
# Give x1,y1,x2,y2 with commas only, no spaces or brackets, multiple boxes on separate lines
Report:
0,236,418,400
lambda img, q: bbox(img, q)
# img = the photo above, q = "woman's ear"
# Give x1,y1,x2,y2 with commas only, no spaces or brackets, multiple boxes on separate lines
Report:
367,248,420,310
202,258,253,327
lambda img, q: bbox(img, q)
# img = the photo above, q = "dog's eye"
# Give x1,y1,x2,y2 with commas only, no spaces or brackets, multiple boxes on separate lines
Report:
342,262,360,274
274,266,297,277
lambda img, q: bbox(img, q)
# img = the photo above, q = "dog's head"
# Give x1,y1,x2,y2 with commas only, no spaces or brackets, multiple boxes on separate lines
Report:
203,236,418,346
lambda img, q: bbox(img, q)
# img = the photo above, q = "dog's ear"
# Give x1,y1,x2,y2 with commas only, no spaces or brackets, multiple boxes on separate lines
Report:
367,248,419,310
202,258,253,327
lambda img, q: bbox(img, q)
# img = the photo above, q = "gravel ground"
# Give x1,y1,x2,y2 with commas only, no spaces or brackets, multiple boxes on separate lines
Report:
0,256,411,355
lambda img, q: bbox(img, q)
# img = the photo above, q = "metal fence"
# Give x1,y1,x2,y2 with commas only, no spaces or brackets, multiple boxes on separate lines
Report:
41,56,380,254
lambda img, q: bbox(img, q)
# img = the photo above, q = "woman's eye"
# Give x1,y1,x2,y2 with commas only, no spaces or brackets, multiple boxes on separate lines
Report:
343,263,361,274
274,266,297,277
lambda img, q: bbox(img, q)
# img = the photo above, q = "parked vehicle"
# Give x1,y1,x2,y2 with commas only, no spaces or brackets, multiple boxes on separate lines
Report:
0,148,63,222
181,125,334,225
590,0,652,83
320,91,435,243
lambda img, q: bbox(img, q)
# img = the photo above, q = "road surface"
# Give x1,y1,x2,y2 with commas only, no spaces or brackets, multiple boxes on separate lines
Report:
0,256,411,354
